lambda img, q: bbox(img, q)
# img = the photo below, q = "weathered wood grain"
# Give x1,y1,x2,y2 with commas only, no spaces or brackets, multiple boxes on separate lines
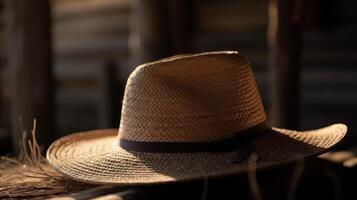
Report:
5,0,54,152
128,0,171,69
47,156,357,200
97,62,120,128
267,0,302,129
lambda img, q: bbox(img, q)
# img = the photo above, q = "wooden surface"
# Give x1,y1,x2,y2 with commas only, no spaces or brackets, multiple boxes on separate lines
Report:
5,0,54,152
320,147,357,168
47,156,357,200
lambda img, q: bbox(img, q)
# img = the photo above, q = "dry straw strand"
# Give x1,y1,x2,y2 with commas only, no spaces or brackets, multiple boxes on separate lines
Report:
0,119,94,199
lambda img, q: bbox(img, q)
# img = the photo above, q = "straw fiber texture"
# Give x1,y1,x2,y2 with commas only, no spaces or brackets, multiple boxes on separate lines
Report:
120,51,266,142
47,125,346,184
47,51,347,185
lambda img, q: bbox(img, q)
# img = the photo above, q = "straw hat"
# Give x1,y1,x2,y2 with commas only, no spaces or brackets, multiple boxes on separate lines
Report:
46,51,347,185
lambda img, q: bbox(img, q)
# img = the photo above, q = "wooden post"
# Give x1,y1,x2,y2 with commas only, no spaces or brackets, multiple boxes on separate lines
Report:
5,0,54,153
267,0,302,129
0,1,4,142
97,62,119,128
128,0,171,69
169,0,194,54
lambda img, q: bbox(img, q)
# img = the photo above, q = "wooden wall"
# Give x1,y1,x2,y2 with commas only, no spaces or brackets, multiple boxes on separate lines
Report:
0,0,356,152
52,0,130,135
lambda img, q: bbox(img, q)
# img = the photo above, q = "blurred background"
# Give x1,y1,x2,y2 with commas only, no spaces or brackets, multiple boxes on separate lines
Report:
0,0,356,154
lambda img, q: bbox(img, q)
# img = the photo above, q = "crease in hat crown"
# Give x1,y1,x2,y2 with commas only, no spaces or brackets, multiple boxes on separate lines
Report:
119,51,267,143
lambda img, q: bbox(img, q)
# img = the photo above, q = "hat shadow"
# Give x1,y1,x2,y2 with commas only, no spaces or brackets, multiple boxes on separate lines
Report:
129,128,330,181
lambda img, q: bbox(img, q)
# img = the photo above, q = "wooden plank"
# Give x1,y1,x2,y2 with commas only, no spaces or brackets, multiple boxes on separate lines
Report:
54,14,129,38
47,157,357,200
5,0,54,152
196,0,267,33
320,147,357,168
53,36,128,60
54,36,128,54
267,0,302,129
52,0,130,21
49,186,136,200
54,61,99,79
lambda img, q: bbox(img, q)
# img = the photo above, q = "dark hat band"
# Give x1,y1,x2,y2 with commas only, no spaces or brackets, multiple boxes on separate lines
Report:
119,121,269,153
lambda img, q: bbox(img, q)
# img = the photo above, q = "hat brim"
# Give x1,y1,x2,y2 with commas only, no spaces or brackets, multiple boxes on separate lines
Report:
46,124,347,185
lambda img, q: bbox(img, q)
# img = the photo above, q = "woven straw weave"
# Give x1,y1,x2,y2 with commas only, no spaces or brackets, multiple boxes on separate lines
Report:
46,51,347,185
120,51,266,142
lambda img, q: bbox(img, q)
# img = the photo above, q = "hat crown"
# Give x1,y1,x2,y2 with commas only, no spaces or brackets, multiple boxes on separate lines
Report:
119,51,267,142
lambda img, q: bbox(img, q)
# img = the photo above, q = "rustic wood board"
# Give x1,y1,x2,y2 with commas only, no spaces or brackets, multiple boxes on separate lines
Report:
48,156,357,200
